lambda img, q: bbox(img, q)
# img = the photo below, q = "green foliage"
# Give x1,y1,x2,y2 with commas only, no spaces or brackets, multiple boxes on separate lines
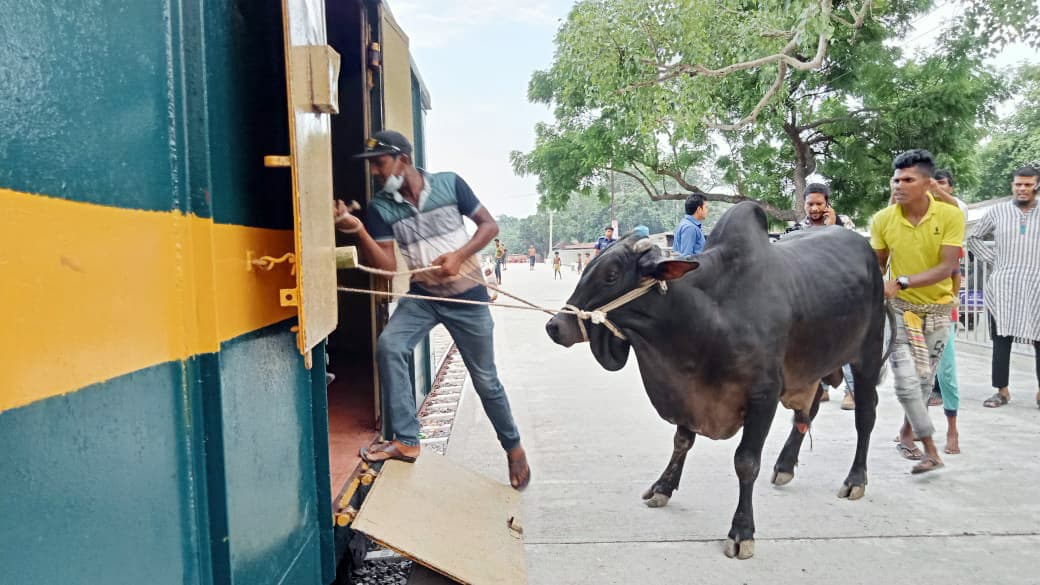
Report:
486,175,711,258
970,65,1040,201
514,0,1035,222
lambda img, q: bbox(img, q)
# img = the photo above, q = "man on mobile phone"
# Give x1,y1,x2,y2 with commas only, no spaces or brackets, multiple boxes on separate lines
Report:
801,183,856,229
798,183,857,409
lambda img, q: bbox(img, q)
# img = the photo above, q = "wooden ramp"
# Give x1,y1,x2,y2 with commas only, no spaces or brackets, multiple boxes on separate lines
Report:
352,455,526,585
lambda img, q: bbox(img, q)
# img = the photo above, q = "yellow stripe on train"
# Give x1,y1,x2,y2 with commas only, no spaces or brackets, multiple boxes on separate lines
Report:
0,188,297,413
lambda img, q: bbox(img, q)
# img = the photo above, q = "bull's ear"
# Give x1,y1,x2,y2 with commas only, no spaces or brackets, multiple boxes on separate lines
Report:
645,256,700,281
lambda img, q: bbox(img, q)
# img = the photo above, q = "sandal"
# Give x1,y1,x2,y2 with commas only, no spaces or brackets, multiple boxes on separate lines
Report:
360,441,419,464
983,392,1009,408
911,457,944,474
896,443,923,461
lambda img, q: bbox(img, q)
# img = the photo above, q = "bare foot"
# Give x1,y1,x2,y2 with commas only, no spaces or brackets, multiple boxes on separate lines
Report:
945,433,960,455
507,445,531,491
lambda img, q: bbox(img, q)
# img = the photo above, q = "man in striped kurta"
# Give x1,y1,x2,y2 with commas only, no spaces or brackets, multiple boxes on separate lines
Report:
967,166,1040,409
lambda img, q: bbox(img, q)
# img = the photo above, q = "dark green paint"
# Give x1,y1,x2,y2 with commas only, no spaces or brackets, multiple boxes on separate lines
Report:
215,324,325,585
0,362,205,585
201,0,295,229
309,343,337,584
0,1,186,213
0,322,334,585
0,0,295,229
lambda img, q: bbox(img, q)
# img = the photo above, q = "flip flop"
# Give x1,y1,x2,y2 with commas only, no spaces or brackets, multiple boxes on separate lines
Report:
360,441,418,464
911,457,944,474
896,442,923,461
983,392,1009,408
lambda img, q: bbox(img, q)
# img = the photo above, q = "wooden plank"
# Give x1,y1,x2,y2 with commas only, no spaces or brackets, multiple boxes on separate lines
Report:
353,455,526,585
408,564,458,585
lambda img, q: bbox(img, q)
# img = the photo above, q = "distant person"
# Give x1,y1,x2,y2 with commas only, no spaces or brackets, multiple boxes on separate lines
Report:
552,251,562,280
871,149,963,474
584,252,591,268
576,252,583,273
968,165,1040,410
493,238,505,284
528,244,537,271
501,245,508,271
594,226,615,256
673,194,708,255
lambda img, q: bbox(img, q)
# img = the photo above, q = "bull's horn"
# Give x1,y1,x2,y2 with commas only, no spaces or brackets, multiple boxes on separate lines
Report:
633,238,654,253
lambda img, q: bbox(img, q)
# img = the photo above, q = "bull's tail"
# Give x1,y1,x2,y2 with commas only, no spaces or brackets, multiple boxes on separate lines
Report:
880,301,897,367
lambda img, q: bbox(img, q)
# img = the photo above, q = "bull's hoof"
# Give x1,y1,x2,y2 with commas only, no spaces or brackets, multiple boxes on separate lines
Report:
641,487,671,508
724,538,755,559
771,470,794,486
838,483,866,500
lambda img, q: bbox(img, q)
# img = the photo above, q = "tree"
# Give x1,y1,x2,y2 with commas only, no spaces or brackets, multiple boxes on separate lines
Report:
512,0,1036,222
971,65,1040,201
488,176,703,258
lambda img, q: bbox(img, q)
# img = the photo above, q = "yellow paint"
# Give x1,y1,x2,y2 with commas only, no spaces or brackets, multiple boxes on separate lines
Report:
0,188,297,413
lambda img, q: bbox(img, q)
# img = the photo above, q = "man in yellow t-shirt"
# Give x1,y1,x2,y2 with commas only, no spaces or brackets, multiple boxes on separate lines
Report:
870,149,964,475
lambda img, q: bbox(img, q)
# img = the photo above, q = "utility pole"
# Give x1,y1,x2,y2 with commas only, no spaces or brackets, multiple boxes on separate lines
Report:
548,210,554,261
610,171,616,224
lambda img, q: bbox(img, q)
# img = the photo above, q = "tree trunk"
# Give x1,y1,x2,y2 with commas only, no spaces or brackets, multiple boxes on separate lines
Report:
784,116,817,220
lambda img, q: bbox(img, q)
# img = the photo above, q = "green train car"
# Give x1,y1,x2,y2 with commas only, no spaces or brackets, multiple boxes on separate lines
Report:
0,1,434,583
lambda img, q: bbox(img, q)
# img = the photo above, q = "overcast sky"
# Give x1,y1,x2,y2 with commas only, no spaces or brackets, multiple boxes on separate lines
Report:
391,1,1039,220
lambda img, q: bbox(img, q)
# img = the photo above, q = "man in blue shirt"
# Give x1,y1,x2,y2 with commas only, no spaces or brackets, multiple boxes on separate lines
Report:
673,194,708,255
594,226,615,256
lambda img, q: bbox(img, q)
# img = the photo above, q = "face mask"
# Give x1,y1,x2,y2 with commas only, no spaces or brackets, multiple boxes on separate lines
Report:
383,157,405,202
384,174,404,202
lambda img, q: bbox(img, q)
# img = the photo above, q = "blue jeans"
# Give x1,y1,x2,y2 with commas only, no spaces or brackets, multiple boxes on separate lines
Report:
842,363,855,394
377,297,520,450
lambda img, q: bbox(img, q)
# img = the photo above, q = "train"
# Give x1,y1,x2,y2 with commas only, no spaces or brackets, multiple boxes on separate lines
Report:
0,1,447,583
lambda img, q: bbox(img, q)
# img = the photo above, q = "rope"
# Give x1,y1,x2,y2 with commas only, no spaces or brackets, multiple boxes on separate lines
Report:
342,262,666,340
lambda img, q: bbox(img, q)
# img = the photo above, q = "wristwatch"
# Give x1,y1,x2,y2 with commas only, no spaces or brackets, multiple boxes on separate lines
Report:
897,275,910,290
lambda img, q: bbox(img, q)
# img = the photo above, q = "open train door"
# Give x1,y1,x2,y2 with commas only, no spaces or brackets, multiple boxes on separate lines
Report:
352,456,527,585
274,0,341,367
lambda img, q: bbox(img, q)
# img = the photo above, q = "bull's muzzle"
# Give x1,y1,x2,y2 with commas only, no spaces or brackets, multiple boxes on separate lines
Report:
546,313,582,347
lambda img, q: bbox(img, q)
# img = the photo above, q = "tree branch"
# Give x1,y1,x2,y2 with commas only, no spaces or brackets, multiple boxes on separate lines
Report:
607,167,656,200
708,62,788,130
796,108,879,131
622,0,875,130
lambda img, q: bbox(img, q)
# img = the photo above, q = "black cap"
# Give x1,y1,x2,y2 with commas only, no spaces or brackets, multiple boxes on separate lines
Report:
353,130,413,159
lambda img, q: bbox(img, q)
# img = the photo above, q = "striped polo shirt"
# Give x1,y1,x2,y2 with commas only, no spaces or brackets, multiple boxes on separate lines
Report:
367,171,488,301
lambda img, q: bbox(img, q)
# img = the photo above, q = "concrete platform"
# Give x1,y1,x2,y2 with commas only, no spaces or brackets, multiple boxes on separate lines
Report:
444,263,1040,585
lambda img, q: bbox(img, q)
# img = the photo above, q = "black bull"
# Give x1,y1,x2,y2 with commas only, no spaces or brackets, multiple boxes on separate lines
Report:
546,202,890,560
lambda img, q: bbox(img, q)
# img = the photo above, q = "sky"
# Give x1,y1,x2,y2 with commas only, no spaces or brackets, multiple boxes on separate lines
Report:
390,0,1040,220
389,0,574,219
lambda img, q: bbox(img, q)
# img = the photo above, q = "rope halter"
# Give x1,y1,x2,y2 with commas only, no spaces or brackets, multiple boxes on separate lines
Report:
563,278,666,342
